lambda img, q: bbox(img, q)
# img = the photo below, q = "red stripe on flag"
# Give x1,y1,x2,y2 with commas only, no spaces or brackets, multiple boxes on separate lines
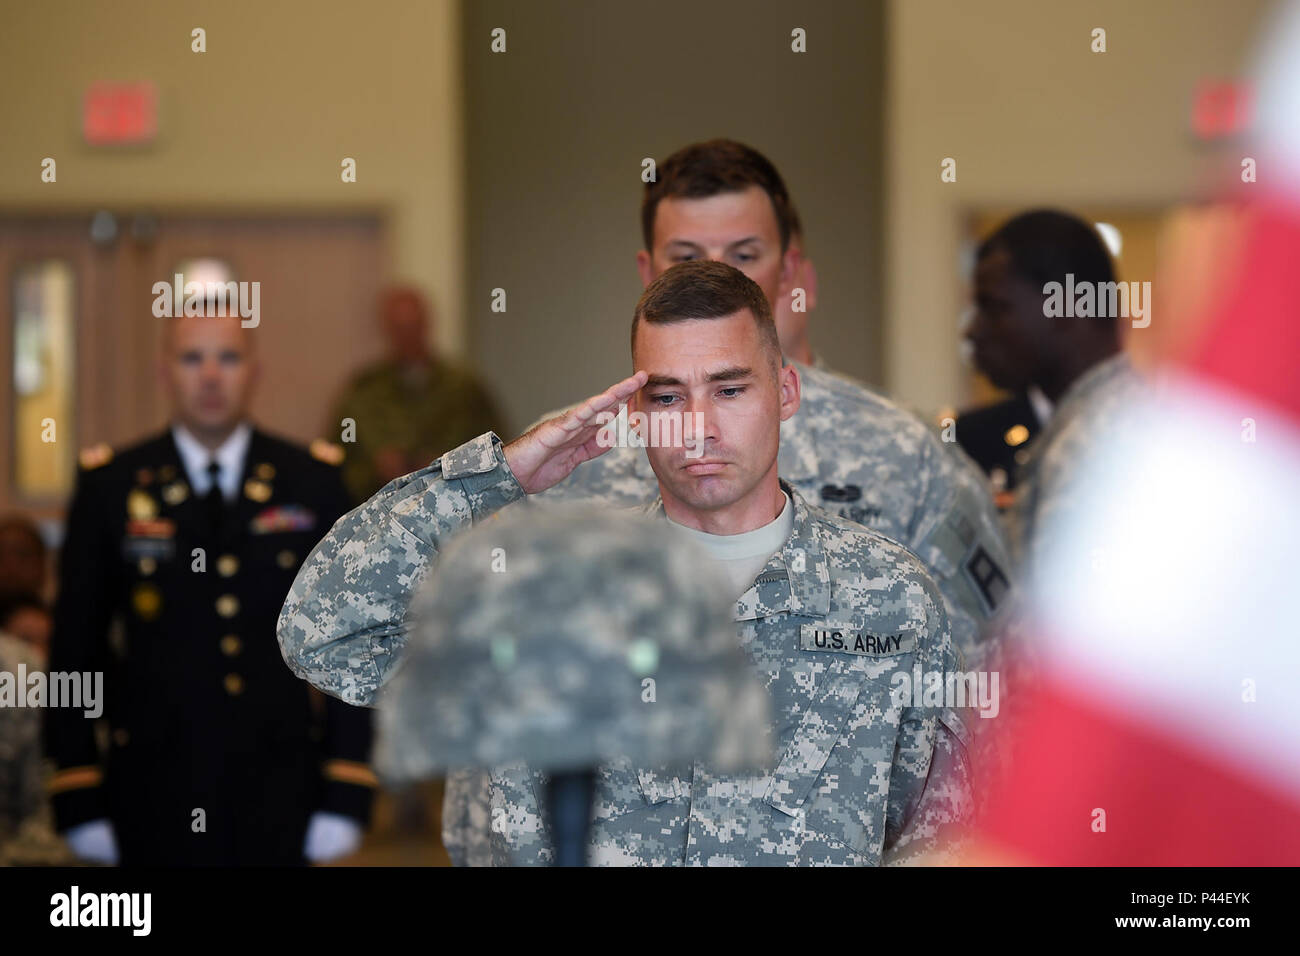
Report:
1185,203,1300,427
980,673,1300,865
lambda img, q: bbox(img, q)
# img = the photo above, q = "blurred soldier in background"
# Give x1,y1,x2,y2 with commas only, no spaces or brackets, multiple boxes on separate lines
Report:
953,391,1044,500
281,260,974,866
329,286,505,503
44,306,374,866
963,209,1143,569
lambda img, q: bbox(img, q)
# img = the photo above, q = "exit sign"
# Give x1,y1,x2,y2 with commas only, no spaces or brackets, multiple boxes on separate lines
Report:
83,82,157,145
1192,79,1252,141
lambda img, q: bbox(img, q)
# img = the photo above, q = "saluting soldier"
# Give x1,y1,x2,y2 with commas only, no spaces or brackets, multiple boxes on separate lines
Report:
43,305,375,866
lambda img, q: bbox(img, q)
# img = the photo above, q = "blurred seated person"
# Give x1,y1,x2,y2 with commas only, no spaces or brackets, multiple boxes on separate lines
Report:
0,514,48,602
330,286,506,502
0,592,51,661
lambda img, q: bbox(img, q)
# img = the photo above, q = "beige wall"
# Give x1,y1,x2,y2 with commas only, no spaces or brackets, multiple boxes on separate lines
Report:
885,0,1272,415
0,0,465,355
462,0,885,433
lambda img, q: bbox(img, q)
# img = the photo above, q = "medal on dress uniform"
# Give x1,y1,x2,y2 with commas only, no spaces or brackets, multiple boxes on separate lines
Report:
132,583,163,620
250,504,316,534
244,479,272,502
255,462,276,480
162,481,189,505
127,489,158,521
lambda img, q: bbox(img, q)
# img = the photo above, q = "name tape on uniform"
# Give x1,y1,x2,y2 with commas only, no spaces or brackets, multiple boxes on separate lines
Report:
800,623,916,657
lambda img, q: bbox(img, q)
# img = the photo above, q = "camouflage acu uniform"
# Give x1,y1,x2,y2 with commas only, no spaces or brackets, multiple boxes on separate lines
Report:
0,634,45,845
1011,353,1143,573
329,358,505,504
445,361,1008,864
278,433,975,865
375,507,770,778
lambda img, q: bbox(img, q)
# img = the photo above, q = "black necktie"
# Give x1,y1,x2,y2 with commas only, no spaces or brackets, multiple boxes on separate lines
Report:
205,459,225,535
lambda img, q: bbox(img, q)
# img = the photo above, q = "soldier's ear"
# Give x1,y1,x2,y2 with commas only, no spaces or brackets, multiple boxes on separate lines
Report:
778,361,801,422
635,249,654,289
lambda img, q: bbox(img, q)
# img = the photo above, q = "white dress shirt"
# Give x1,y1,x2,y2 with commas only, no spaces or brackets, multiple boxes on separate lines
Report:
171,422,252,502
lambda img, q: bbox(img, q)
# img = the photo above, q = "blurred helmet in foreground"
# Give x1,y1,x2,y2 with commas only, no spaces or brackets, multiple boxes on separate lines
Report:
376,505,770,778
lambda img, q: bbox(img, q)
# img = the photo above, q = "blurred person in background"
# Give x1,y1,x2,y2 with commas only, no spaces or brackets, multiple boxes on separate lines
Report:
962,209,1143,568
43,304,374,866
0,514,49,603
0,592,51,660
0,632,47,859
329,285,506,503
971,0,1300,865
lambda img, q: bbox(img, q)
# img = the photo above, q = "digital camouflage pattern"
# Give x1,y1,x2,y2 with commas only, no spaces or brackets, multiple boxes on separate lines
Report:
278,432,976,865
329,357,505,504
531,361,1012,666
1011,353,1144,573
0,634,44,844
374,505,770,777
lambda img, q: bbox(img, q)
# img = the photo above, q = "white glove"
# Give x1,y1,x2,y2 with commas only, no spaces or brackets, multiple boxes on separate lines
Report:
303,811,362,863
64,819,119,864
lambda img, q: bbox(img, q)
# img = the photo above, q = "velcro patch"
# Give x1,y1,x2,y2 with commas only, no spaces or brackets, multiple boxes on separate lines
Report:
964,544,1009,613
800,623,915,656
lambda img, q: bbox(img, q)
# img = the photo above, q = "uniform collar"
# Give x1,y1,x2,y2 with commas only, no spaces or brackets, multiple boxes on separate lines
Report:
171,421,253,500
638,479,831,622
1051,352,1132,424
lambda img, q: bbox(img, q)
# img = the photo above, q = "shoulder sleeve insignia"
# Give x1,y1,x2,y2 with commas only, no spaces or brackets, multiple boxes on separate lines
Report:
309,439,344,466
78,443,114,470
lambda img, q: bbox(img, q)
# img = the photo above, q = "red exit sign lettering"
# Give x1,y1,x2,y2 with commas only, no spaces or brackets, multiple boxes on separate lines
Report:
1192,79,1252,141
83,82,157,145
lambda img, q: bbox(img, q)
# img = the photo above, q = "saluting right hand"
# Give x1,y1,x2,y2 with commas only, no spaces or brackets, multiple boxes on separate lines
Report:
503,371,648,494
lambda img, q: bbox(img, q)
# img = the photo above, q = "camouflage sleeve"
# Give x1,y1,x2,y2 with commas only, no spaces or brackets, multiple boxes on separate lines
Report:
907,434,1014,666
0,692,44,838
276,432,526,706
881,589,976,865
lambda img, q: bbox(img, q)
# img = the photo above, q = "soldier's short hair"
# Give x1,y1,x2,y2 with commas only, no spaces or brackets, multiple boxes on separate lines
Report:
641,139,794,254
631,260,781,363
977,209,1118,319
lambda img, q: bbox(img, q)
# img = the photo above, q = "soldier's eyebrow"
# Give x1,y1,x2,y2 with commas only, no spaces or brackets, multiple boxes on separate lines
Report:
644,366,753,388
644,373,685,387
706,365,753,382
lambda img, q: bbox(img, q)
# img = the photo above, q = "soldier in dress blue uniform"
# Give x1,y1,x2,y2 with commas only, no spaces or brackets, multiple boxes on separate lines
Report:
43,308,375,866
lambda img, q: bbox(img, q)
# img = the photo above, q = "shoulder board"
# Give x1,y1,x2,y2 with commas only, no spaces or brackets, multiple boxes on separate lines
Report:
78,443,114,470
309,438,344,466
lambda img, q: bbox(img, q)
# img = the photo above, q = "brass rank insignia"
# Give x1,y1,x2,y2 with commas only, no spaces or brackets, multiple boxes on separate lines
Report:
132,583,163,620
162,481,189,506
244,479,272,503
127,489,158,521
